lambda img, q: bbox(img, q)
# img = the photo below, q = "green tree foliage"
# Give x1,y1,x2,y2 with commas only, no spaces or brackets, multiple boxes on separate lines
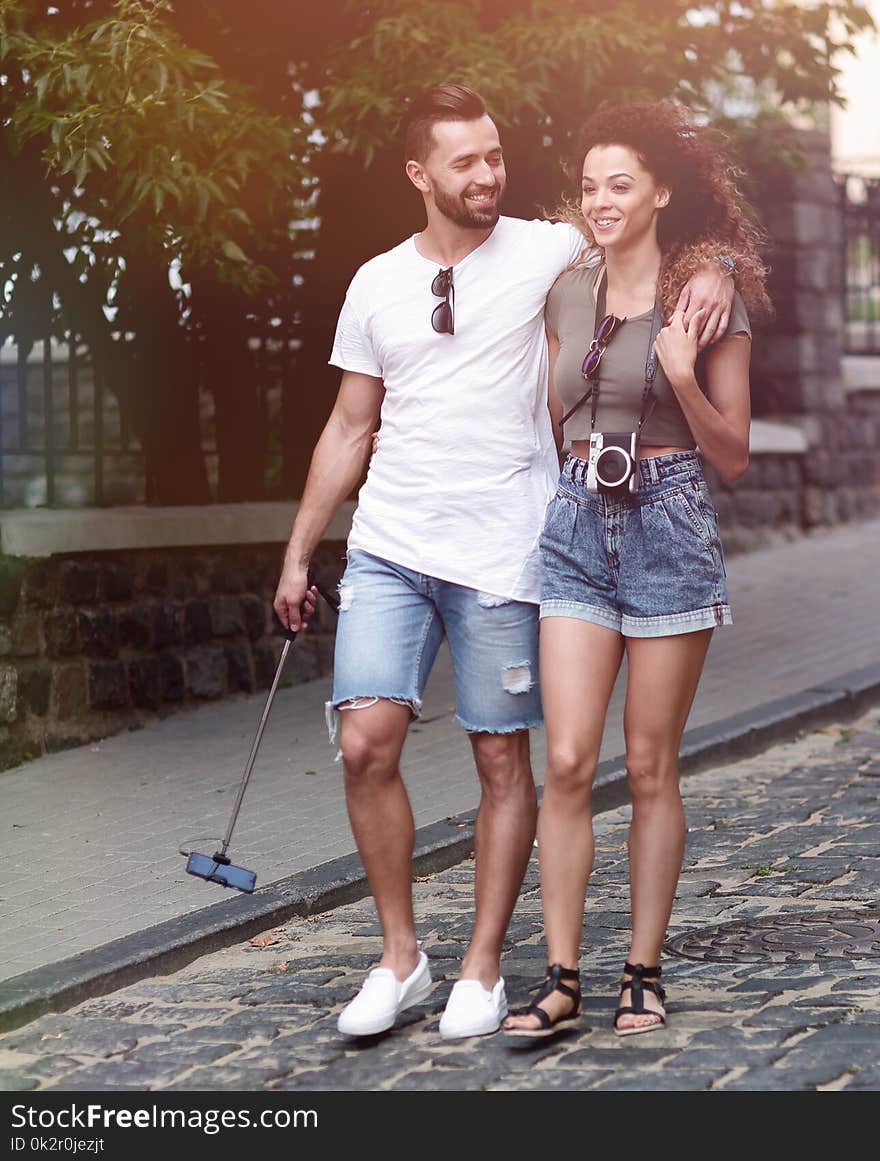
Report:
1,0,873,501
315,1,874,157
279,0,873,489
0,0,308,501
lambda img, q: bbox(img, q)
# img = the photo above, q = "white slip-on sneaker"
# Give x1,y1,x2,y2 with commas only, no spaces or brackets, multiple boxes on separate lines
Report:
438,976,508,1040
336,951,432,1037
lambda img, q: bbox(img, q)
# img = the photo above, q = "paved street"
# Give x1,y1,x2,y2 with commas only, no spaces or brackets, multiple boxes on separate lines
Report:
2,707,878,1093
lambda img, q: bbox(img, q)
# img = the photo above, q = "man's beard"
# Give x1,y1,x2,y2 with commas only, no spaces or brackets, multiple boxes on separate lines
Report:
433,182,504,230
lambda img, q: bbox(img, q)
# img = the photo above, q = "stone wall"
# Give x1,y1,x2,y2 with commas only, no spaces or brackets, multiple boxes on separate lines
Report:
800,387,880,526
720,124,880,551
705,453,806,555
750,128,847,417
0,541,345,770
705,384,880,555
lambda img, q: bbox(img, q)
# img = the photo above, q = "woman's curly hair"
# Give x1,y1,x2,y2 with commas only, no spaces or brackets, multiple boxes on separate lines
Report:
558,101,773,322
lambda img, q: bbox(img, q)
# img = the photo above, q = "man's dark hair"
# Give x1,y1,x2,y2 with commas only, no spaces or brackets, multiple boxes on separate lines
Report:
402,84,488,163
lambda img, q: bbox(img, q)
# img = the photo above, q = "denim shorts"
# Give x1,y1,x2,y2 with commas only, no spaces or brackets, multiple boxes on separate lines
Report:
540,450,732,637
328,549,543,735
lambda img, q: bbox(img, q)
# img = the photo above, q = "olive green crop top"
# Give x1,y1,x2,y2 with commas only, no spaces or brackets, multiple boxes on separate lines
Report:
545,264,751,447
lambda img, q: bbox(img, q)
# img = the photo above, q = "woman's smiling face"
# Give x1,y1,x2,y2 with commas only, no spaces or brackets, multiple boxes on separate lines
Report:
581,143,669,250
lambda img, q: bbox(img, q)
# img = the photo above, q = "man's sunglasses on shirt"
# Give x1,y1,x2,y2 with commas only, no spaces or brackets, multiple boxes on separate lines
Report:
431,266,454,335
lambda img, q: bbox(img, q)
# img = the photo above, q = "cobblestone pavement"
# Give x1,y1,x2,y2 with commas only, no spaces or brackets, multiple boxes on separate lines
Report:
2,709,879,1094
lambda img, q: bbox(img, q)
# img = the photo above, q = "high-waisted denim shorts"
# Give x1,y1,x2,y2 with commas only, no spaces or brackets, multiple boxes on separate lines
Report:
540,450,732,637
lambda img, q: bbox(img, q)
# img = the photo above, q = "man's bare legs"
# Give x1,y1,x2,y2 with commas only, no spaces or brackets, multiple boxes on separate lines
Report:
338,698,419,981
339,704,537,994
460,728,537,989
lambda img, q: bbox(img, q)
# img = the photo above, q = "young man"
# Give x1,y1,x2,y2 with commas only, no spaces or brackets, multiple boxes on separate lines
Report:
273,84,735,1040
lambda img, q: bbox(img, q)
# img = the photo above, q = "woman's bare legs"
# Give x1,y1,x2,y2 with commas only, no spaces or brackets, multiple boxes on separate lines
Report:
503,618,624,1031
615,628,712,1031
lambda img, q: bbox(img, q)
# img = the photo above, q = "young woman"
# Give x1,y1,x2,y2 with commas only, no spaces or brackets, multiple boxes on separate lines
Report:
503,102,771,1038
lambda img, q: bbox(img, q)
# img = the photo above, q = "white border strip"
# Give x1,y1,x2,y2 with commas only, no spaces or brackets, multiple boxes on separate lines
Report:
0,501,356,558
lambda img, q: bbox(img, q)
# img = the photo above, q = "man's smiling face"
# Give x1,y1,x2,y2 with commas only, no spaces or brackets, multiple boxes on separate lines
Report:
417,115,507,230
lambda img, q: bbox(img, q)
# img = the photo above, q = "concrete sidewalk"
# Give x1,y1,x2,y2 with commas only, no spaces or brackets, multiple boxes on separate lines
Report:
1,519,880,1033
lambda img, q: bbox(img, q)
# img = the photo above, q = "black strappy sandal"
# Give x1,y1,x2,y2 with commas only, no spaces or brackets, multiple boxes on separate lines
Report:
613,961,667,1037
504,963,581,1039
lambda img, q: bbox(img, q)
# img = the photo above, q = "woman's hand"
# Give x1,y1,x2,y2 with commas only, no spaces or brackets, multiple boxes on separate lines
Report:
653,308,705,390
654,311,751,485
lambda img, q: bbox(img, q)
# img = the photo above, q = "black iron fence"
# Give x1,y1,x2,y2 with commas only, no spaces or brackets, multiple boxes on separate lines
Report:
0,337,134,508
839,172,880,355
0,334,292,508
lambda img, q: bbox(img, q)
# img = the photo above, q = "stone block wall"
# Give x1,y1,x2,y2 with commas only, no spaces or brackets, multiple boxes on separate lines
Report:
800,389,880,526
705,391,880,554
705,454,805,554
0,541,346,770
720,124,880,550
750,128,846,417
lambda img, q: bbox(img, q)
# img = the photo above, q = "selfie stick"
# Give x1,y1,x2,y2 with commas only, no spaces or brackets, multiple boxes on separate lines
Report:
183,583,339,894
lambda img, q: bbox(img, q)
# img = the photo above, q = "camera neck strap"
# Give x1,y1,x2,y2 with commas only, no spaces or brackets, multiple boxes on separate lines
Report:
561,268,664,431
590,270,664,434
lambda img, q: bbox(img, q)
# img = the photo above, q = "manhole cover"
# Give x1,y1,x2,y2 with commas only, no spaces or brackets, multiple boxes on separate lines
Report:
665,908,880,963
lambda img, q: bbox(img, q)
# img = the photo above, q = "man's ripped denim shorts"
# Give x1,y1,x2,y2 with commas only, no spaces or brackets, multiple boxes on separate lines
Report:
328,549,543,739
540,450,732,637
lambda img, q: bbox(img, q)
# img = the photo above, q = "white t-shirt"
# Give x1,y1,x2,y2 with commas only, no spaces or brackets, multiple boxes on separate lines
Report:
329,216,591,603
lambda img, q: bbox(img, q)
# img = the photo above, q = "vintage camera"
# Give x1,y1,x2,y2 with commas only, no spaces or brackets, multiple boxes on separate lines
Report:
585,431,641,495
